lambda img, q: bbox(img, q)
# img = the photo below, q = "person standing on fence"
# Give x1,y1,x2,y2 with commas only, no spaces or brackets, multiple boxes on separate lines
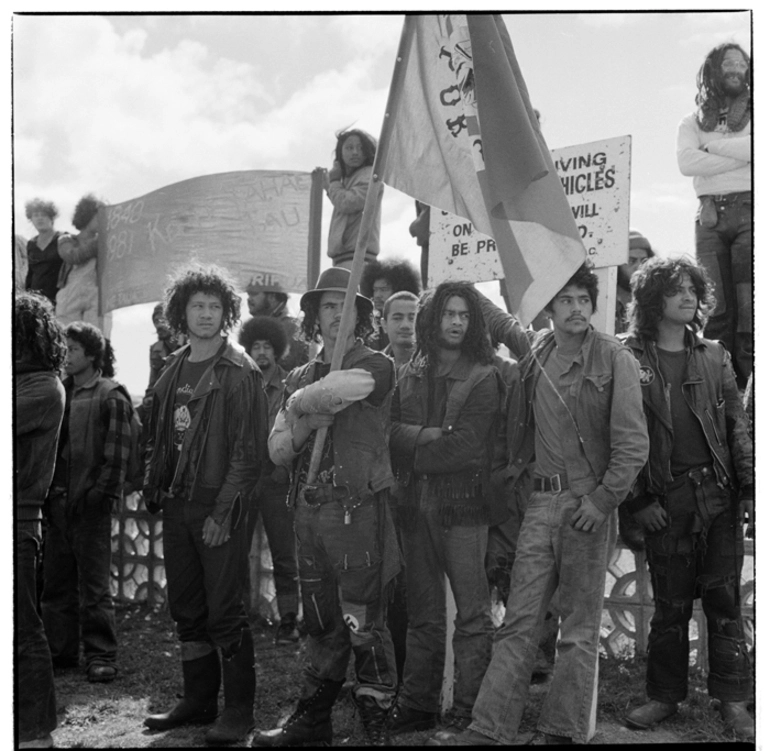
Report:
388,282,503,743
433,264,649,746
676,43,752,388
622,257,754,740
15,292,66,749
143,265,267,745
41,322,133,685
255,267,400,746
238,316,300,645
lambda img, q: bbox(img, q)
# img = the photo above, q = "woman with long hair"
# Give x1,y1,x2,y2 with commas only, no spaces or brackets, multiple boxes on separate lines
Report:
323,128,382,268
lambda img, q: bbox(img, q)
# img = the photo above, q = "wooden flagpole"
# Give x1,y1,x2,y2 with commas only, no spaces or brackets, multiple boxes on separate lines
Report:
304,16,414,484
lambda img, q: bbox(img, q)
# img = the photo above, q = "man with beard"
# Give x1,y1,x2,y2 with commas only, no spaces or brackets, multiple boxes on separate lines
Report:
389,282,503,742
623,257,754,740
255,267,400,746
238,316,300,645
433,264,648,746
677,43,751,387
245,275,307,371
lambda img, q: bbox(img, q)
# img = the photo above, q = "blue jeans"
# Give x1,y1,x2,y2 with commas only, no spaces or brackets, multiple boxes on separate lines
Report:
695,192,752,386
163,495,251,660
41,494,117,668
295,493,396,703
16,520,57,742
645,468,751,704
400,503,492,718
470,490,614,743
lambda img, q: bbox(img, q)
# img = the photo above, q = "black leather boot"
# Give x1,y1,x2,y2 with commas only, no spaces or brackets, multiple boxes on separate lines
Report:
252,679,344,747
205,629,257,745
144,651,220,730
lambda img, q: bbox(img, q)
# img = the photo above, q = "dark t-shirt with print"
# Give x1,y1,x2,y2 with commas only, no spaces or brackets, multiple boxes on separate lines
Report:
170,354,215,476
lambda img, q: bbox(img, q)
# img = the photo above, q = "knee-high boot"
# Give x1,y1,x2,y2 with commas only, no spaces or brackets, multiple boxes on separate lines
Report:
144,650,220,730
205,629,256,745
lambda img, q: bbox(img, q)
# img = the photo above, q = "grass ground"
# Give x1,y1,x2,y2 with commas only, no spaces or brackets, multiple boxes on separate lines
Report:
47,600,754,747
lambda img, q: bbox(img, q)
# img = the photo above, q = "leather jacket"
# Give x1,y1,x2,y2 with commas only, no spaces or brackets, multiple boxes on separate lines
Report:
623,331,753,509
143,340,267,527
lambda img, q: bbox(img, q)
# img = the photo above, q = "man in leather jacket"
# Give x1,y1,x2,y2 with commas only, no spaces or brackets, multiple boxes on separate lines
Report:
622,256,754,740
143,265,267,745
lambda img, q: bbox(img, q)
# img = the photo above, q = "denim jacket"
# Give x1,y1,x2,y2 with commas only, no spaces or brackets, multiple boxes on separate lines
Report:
623,331,753,509
143,340,267,527
273,340,396,504
481,296,649,515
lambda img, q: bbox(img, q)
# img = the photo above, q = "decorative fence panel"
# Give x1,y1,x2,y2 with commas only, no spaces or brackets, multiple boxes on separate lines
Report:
111,494,755,663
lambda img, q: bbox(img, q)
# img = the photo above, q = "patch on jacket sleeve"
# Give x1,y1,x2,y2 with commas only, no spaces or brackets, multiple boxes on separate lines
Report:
639,365,655,386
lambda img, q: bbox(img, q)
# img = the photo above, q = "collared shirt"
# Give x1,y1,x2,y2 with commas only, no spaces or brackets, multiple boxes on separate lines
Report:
533,343,595,487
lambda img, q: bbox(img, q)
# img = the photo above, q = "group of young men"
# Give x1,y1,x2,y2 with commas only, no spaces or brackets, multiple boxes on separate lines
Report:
15,40,753,750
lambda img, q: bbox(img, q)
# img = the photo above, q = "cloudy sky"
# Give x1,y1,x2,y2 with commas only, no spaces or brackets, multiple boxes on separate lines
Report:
11,10,753,396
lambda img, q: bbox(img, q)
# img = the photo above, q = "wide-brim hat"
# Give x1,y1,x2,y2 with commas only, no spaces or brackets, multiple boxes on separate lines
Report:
300,267,373,315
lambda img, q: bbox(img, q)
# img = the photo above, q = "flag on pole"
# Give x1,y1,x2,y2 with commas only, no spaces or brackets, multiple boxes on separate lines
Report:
379,14,586,325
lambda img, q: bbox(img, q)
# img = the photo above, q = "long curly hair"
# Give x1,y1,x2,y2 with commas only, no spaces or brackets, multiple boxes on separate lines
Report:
360,258,422,298
696,43,750,114
64,322,113,374
627,256,715,342
14,291,66,370
72,194,105,231
239,316,289,359
24,198,58,221
334,128,377,179
415,281,494,365
163,264,242,337
299,295,373,344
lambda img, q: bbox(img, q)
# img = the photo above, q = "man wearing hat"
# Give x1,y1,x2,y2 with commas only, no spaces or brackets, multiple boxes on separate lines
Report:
245,273,307,371
254,267,401,747
615,230,655,335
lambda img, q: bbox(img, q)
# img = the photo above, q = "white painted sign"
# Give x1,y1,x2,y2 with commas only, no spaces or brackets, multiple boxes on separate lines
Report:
428,135,632,286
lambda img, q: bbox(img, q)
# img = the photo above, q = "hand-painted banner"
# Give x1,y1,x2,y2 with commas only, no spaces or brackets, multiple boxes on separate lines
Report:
428,135,631,286
97,170,312,314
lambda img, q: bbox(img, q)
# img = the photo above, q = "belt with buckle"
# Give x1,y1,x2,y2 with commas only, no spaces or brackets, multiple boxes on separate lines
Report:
709,191,751,204
533,474,568,493
298,483,349,506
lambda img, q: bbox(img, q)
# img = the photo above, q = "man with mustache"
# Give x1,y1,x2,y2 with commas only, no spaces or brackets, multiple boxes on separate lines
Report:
622,257,754,740
677,43,751,388
433,264,648,745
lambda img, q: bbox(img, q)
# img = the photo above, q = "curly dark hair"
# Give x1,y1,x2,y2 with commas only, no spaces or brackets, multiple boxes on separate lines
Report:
360,258,422,299
544,263,599,314
64,322,113,374
25,198,59,221
299,294,373,344
14,292,66,370
72,194,105,231
163,264,242,337
696,43,750,114
627,256,716,342
334,128,377,179
239,316,289,359
415,281,494,365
